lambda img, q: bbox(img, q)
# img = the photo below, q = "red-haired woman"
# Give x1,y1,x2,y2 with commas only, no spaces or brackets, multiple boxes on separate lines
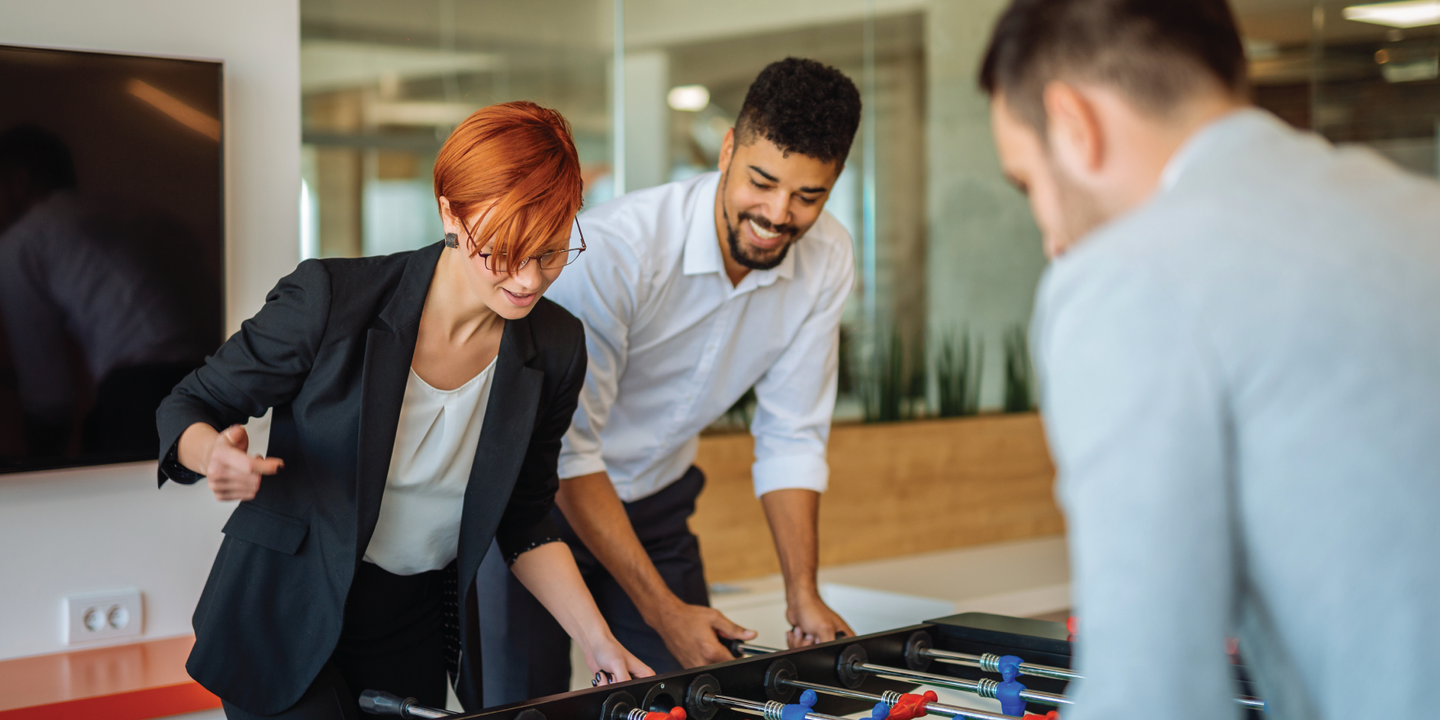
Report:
156,101,652,719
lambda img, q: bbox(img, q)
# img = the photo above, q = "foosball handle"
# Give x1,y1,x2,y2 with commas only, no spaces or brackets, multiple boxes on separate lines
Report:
722,636,744,658
360,691,408,716
358,690,456,718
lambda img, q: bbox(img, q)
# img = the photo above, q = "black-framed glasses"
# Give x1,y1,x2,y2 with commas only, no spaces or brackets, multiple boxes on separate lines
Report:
463,217,587,272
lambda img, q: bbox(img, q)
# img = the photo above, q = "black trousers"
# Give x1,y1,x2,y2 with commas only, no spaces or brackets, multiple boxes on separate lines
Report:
476,466,710,706
222,562,449,719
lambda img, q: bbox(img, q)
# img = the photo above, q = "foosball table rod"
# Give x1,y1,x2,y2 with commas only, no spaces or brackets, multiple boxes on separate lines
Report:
912,646,1266,712
702,689,855,720
733,642,1265,713
920,649,1078,682
775,677,1025,720
850,659,1072,709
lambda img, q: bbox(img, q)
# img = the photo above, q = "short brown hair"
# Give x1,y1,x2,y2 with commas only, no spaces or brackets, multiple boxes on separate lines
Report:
979,0,1248,132
433,101,582,272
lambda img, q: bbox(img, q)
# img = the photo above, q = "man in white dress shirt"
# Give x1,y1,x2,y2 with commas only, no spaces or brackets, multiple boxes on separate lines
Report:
979,1,1440,718
478,58,860,702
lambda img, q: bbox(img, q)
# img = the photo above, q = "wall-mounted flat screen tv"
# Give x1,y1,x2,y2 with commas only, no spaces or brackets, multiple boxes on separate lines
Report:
0,44,224,474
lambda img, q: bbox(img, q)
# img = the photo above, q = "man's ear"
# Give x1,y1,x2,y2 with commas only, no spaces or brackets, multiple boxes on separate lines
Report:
1043,81,1104,179
717,127,736,172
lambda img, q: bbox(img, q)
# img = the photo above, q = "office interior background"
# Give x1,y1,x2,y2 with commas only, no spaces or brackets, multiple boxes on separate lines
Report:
0,0,1435,715
299,0,1439,420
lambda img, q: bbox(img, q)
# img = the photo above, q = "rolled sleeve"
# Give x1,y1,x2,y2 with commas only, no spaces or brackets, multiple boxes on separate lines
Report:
749,237,853,498
752,452,829,496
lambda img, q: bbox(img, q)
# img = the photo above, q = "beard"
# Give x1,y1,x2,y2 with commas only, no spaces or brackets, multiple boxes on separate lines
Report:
724,209,799,271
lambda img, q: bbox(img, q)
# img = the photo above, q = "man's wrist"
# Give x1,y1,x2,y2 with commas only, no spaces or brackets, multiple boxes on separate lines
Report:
784,579,821,605
635,590,687,627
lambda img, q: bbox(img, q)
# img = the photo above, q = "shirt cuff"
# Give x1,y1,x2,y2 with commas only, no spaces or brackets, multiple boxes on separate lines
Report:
557,452,608,481
752,453,828,497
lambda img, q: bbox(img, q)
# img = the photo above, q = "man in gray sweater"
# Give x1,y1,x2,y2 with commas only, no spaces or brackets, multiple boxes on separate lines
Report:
978,1,1440,718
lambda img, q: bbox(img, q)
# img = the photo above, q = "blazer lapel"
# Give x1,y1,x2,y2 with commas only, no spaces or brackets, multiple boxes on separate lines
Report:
456,315,542,598
354,243,442,562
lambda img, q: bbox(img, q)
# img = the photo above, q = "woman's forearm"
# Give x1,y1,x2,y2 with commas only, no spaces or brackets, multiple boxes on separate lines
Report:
509,542,614,650
177,422,220,474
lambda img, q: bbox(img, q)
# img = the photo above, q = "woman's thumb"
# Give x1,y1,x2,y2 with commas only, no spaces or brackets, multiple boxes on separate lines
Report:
224,424,249,451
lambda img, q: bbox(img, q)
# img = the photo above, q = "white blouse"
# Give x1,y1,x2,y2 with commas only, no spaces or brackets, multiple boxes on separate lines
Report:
363,358,497,575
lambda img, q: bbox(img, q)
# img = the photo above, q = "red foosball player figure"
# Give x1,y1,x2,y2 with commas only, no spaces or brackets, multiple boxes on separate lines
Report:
636,708,686,720
1023,712,1060,720
885,690,937,720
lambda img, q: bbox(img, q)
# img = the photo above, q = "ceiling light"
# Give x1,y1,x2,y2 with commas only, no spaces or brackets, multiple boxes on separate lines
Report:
667,85,710,112
1342,0,1440,28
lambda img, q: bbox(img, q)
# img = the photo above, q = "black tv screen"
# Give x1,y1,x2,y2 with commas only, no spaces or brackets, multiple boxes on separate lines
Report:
0,44,224,473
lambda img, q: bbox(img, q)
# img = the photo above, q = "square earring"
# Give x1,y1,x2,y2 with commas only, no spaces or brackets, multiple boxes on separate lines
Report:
444,233,458,249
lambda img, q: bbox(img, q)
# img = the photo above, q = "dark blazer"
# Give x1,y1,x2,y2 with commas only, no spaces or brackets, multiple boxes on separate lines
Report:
156,242,586,715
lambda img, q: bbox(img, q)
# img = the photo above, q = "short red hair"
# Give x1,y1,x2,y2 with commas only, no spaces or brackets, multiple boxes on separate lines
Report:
433,101,583,270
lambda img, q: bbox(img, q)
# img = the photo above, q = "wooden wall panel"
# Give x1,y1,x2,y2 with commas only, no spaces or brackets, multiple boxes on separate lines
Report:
691,413,1063,582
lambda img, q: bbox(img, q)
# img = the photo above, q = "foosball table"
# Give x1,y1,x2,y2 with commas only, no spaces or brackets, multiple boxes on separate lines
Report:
360,612,1266,720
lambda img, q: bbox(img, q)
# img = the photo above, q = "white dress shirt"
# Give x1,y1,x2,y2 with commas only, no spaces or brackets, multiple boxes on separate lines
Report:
1034,109,1440,720
364,358,497,575
546,171,854,502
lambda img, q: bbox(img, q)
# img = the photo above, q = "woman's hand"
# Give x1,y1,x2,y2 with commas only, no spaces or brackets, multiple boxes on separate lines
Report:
582,633,654,685
180,423,284,502
510,543,654,684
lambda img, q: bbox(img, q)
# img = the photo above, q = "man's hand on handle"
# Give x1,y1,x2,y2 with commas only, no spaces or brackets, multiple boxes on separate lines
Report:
784,591,854,647
650,596,757,667
758,488,854,647
556,471,758,670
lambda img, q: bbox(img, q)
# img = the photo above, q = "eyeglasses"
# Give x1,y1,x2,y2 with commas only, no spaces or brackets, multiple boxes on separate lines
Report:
462,217,587,272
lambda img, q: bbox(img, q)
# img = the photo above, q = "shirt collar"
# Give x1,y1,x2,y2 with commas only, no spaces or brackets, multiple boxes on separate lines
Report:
1160,107,1274,191
682,172,798,286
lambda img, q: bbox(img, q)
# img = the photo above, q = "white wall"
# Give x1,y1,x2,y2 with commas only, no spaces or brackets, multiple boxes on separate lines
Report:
0,0,299,660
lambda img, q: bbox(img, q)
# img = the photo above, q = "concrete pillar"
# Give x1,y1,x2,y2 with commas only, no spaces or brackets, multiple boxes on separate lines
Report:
624,50,671,191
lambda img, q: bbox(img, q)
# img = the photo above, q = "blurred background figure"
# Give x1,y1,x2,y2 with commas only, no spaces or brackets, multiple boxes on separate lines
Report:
979,0,1440,718
0,124,213,460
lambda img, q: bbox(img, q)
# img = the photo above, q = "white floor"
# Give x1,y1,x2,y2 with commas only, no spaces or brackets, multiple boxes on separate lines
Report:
163,536,1071,718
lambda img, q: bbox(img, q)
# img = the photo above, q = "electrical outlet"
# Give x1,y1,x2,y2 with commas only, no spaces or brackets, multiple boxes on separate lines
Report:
63,589,142,645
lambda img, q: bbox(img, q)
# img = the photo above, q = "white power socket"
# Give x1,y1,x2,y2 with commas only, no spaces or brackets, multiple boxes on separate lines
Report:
63,589,143,645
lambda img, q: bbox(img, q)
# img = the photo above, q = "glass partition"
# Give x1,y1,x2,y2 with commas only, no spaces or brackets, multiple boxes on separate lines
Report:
299,0,615,259
299,0,1437,423
1311,0,1439,177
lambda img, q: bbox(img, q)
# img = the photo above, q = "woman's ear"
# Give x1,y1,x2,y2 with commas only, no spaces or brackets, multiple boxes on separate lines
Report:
438,195,457,232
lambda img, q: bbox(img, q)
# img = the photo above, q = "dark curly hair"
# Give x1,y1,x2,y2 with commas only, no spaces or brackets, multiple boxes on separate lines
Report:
735,58,861,165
